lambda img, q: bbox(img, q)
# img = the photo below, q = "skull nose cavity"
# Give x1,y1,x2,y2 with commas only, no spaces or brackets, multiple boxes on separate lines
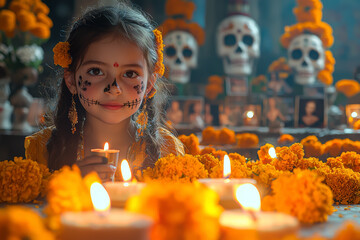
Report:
175,58,182,64
301,61,308,67
235,46,243,53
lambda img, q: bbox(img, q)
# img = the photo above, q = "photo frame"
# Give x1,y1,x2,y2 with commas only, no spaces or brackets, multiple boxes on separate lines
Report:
242,104,261,126
302,84,325,97
262,97,294,128
345,104,360,128
219,96,246,126
226,76,248,96
295,96,326,128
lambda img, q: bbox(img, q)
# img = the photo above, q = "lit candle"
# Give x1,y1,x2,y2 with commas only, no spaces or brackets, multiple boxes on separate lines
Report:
198,155,256,209
104,159,145,208
60,182,153,240
220,183,299,240
91,142,120,182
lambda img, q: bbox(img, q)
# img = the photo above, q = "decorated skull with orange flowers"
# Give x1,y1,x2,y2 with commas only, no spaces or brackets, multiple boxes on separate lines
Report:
216,15,260,77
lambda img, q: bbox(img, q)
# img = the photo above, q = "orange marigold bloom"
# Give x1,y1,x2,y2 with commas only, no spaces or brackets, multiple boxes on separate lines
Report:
0,0,5,8
228,152,247,165
37,12,53,28
153,28,165,77
323,139,343,157
326,157,345,169
338,151,360,172
9,1,30,13
278,134,295,145
342,139,360,153
17,10,36,31
210,157,250,178
301,135,323,158
324,168,360,204
205,75,223,100
236,133,259,148
258,143,276,164
126,182,222,240
208,75,223,85
201,126,220,145
196,153,220,175
211,150,228,161
295,157,326,170
264,169,333,224
30,22,50,39
317,50,335,85
354,120,360,130
34,1,50,15
333,221,360,240
0,10,16,32
53,41,72,68
290,143,305,160
273,146,299,171
335,79,360,98
200,146,216,155
268,57,291,73
219,127,236,145
178,133,201,155
249,163,283,197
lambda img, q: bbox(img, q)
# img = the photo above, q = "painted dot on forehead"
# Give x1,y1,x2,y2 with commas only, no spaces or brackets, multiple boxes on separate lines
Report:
113,62,119,67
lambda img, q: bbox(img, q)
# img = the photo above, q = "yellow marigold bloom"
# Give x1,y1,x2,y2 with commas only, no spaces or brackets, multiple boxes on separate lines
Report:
34,1,50,15
219,127,236,145
324,168,360,204
333,221,360,240
290,143,305,160
249,163,283,197
200,146,216,155
228,152,247,165
17,10,37,31
354,120,360,130
323,139,343,157
152,28,165,77
178,134,200,155
336,79,360,98
142,154,208,182
278,134,295,145
0,157,44,203
196,153,220,175
301,135,323,158
126,181,222,240
30,22,50,39
295,157,326,170
9,1,30,13
265,169,333,224
37,12,53,28
53,41,72,68
0,206,55,240
210,157,250,178
258,143,276,164
272,144,304,171
0,10,16,32
201,126,220,145
326,157,345,169
338,151,360,172
236,133,259,148
211,149,228,161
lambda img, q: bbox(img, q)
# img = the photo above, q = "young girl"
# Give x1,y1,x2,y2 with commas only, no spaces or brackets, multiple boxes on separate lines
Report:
24,3,184,181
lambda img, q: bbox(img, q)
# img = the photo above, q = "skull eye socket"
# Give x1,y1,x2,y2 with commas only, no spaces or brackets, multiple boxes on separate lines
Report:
242,34,254,46
291,49,303,60
182,47,193,58
165,46,176,58
309,49,319,60
224,34,237,46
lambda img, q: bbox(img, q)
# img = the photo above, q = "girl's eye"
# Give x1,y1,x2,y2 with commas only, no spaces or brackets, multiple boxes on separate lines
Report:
123,71,138,78
88,68,103,76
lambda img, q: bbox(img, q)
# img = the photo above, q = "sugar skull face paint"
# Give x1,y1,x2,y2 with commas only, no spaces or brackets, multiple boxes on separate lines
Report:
78,75,91,91
133,81,144,94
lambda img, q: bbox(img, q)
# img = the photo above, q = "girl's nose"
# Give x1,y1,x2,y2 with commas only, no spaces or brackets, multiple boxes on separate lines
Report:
104,78,121,95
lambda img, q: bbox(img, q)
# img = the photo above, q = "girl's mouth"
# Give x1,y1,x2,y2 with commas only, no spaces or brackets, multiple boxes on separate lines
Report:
100,103,123,110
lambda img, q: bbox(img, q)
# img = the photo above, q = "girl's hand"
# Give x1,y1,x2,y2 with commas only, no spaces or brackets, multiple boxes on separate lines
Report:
77,156,116,182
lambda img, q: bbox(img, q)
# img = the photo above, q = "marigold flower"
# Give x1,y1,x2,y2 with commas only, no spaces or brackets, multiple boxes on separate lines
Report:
219,127,236,145
323,139,343,157
236,133,259,148
0,206,55,240
30,22,50,39
0,10,16,32
205,75,224,100
333,221,360,240
34,1,50,15
153,28,165,77
9,1,30,13
210,157,250,178
354,120,360,130
258,143,276,164
264,169,333,224
278,134,295,145
295,157,326,170
178,133,201,155
249,163,283,196
337,151,360,172
17,10,37,31
326,157,345,169
301,135,323,158
211,150,228,161
126,181,222,240
200,146,216,155
342,139,360,153
335,79,360,98
196,153,220,174
268,57,291,73
273,146,299,171
37,12,53,28
53,41,72,68
0,0,5,8
201,126,220,145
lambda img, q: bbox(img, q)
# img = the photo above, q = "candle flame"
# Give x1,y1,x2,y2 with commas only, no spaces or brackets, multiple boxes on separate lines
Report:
90,182,111,212
104,142,109,151
351,112,358,118
121,159,132,182
235,183,261,211
223,155,231,178
268,147,277,158
246,111,254,119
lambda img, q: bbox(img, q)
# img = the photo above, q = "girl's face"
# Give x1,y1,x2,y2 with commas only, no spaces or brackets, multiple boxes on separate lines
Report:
66,35,153,125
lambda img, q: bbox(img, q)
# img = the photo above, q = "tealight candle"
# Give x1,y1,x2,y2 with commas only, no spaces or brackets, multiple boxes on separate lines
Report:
60,182,152,240
104,159,145,208
91,142,120,182
199,155,256,209
220,184,299,240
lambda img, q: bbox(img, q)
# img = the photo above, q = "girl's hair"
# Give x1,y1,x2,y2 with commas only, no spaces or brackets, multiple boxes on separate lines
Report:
47,2,173,170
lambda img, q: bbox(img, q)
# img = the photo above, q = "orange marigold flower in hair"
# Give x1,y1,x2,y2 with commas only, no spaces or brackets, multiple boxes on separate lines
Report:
178,133,200,155
0,10,16,32
17,10,36,31
53,41,72,68
236,133,259,148
30,22,50,39
335,79,360,98
153,29,165,77
37,12,53,28
278,134,295,145
219,127,236,145
258,143,276,164
301,135,323,158
265,169,333,224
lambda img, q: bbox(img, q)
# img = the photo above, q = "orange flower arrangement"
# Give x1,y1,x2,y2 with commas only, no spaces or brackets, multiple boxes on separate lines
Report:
126,181,223,240
160,0,205,46
301,135,323,158
278,134,295,145
178,133,201,155
236,133,259,148
335,79,360,98
293,0,323,23
251,74,268,92
257,143,276,164
200,146,216,155
53,41,72,68
205,75,224,100
342,139,360,153
142,154,208,182
0,206,55,240
262,169,333,224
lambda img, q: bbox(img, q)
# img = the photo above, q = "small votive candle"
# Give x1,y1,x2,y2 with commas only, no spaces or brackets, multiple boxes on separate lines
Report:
91,142,120,181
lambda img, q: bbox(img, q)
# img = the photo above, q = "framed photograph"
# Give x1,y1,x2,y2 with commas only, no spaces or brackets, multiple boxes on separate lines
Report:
303,84,325,97
345,104,360,128
219,96,246,126
295,96,326,128
263,97,294,128
267,72,293,96
226,76,248,96
166,96,205,129
242,104,261,126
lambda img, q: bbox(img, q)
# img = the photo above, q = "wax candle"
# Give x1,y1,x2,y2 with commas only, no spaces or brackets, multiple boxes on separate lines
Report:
199,155,256,209
104,159,145,208
60,182,152,240
220,184,299,240
91,142,120,182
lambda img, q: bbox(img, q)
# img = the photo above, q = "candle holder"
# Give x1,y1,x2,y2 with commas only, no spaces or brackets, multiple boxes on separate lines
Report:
91,149,120,182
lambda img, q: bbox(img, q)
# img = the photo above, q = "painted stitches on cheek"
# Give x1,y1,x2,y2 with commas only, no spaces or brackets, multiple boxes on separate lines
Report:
133,81,144,94
122,98,142,109
79,93,100,106
78,75,91,91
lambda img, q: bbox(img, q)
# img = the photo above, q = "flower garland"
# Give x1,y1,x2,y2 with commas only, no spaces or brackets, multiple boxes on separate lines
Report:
152,28,165,78
126,181,223,240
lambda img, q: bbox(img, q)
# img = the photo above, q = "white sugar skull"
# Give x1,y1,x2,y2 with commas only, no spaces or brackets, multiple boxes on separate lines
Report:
288,34,325,85
163,31,198,84
217,15,260,76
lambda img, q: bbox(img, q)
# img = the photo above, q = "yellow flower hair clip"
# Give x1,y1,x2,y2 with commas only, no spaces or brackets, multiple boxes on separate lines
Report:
53,41,72,68
153,29,165,78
